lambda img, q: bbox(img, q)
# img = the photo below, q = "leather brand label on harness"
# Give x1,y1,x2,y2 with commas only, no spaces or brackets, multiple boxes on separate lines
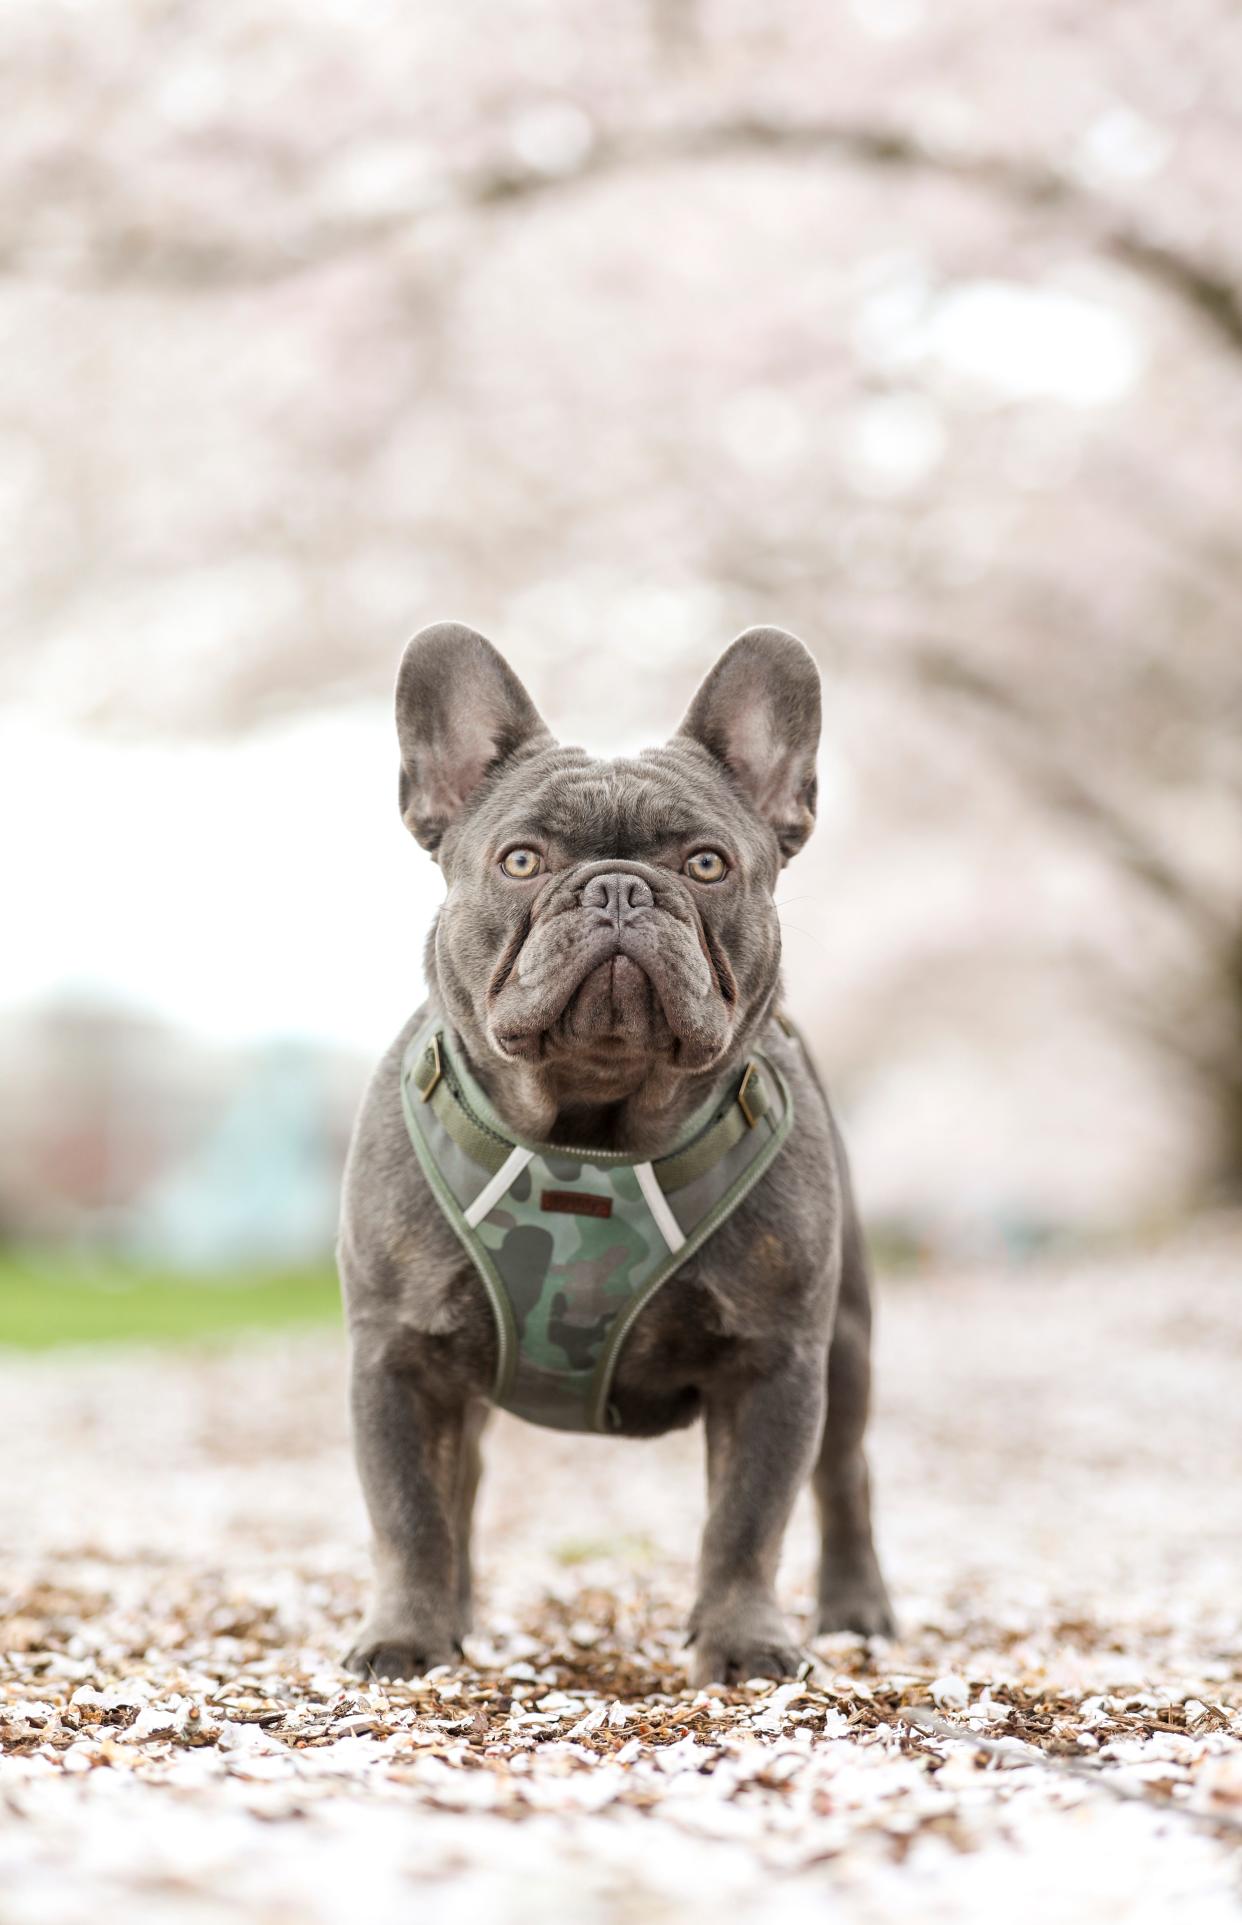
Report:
541,1189,613,1220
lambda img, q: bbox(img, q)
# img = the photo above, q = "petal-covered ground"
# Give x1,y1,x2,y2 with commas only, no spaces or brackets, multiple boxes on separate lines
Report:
1,1225,1240,1923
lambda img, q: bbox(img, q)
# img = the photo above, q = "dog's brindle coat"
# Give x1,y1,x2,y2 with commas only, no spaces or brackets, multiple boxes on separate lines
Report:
339,623,895,1685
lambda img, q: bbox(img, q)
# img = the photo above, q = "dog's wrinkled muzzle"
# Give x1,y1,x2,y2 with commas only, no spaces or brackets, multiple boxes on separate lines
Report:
486,860,732,1069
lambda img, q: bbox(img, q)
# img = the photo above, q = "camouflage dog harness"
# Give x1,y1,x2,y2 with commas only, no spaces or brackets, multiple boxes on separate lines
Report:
400,1020,794,1433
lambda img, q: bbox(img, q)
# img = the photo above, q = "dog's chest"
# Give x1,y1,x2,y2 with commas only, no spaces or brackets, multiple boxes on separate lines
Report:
400,1021,797,1434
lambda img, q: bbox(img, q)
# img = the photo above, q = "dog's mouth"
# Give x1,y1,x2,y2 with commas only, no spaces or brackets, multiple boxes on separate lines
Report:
486,869,735,1073
492,944,675,1064
550,952,672,1055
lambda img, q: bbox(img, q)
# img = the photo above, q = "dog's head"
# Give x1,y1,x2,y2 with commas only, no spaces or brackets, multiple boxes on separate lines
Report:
396,623,820,1118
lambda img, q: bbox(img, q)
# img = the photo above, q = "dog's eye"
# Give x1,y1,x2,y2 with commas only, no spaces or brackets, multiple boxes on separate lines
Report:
685,850,727,884
500,848,542,879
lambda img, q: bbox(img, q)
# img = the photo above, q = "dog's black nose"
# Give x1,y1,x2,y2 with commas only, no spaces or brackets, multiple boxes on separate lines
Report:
582,870,655,922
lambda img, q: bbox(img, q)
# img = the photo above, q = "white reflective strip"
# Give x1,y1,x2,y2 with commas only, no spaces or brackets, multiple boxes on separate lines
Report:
463,1145,535,1228
634,1161,686,1253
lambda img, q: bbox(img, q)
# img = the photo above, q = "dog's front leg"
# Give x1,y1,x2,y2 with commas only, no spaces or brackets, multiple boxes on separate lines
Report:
689,1347,827,1686
344,1336,470,1679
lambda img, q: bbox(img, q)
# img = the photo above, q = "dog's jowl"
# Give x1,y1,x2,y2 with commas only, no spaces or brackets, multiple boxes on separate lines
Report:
338,623,895,1685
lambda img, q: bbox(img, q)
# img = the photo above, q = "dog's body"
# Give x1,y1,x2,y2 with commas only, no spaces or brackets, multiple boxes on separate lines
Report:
339,623,894,1684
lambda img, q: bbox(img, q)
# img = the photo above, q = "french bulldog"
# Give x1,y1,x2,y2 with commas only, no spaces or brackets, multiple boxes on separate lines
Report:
338,622,894,1684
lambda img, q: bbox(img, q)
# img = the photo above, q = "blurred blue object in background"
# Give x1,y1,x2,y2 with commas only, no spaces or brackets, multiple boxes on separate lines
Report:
128,1042,346,1271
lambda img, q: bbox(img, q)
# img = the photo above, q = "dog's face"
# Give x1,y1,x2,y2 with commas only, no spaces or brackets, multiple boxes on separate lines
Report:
395,624,820,1111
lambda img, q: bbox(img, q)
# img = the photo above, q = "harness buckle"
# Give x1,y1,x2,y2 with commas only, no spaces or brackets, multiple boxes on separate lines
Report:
418,1034,443,1103
737,1061,761,1129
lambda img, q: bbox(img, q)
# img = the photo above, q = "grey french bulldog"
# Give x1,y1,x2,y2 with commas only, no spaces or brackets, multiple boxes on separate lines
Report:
338,621,895,1684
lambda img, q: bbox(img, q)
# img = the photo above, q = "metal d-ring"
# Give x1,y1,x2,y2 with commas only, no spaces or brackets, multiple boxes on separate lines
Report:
737,1061,760,1129
419,1033,442,1102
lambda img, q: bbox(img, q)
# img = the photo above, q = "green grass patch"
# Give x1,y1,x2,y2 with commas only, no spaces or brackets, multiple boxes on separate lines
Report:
0,1250,342,1350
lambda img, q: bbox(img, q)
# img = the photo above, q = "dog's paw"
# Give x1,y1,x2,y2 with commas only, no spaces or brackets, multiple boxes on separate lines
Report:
689,1600,805,1687
344,1631,461,1681
814,1580,897,1641
692,1636,806,1688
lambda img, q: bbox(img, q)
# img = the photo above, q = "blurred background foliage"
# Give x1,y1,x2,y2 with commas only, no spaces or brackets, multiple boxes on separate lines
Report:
2,0,1240,1337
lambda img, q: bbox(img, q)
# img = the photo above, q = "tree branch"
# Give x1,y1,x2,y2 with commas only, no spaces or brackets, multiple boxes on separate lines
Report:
13,112,1242,356
906,642,1237,955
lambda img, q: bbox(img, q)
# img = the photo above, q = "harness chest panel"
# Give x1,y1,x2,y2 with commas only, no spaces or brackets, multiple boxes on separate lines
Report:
399,1023,793,1434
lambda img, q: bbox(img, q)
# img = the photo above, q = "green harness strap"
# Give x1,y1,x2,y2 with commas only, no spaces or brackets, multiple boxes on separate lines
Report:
400,1021,793,1434
408,1032,771,1190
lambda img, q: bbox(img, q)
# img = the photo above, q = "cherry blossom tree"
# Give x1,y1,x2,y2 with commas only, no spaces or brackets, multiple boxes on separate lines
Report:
3,0,1239,1209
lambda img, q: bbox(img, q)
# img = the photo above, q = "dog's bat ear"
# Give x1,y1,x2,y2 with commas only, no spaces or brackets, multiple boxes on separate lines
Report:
677,627,822,861
395,623,551,852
